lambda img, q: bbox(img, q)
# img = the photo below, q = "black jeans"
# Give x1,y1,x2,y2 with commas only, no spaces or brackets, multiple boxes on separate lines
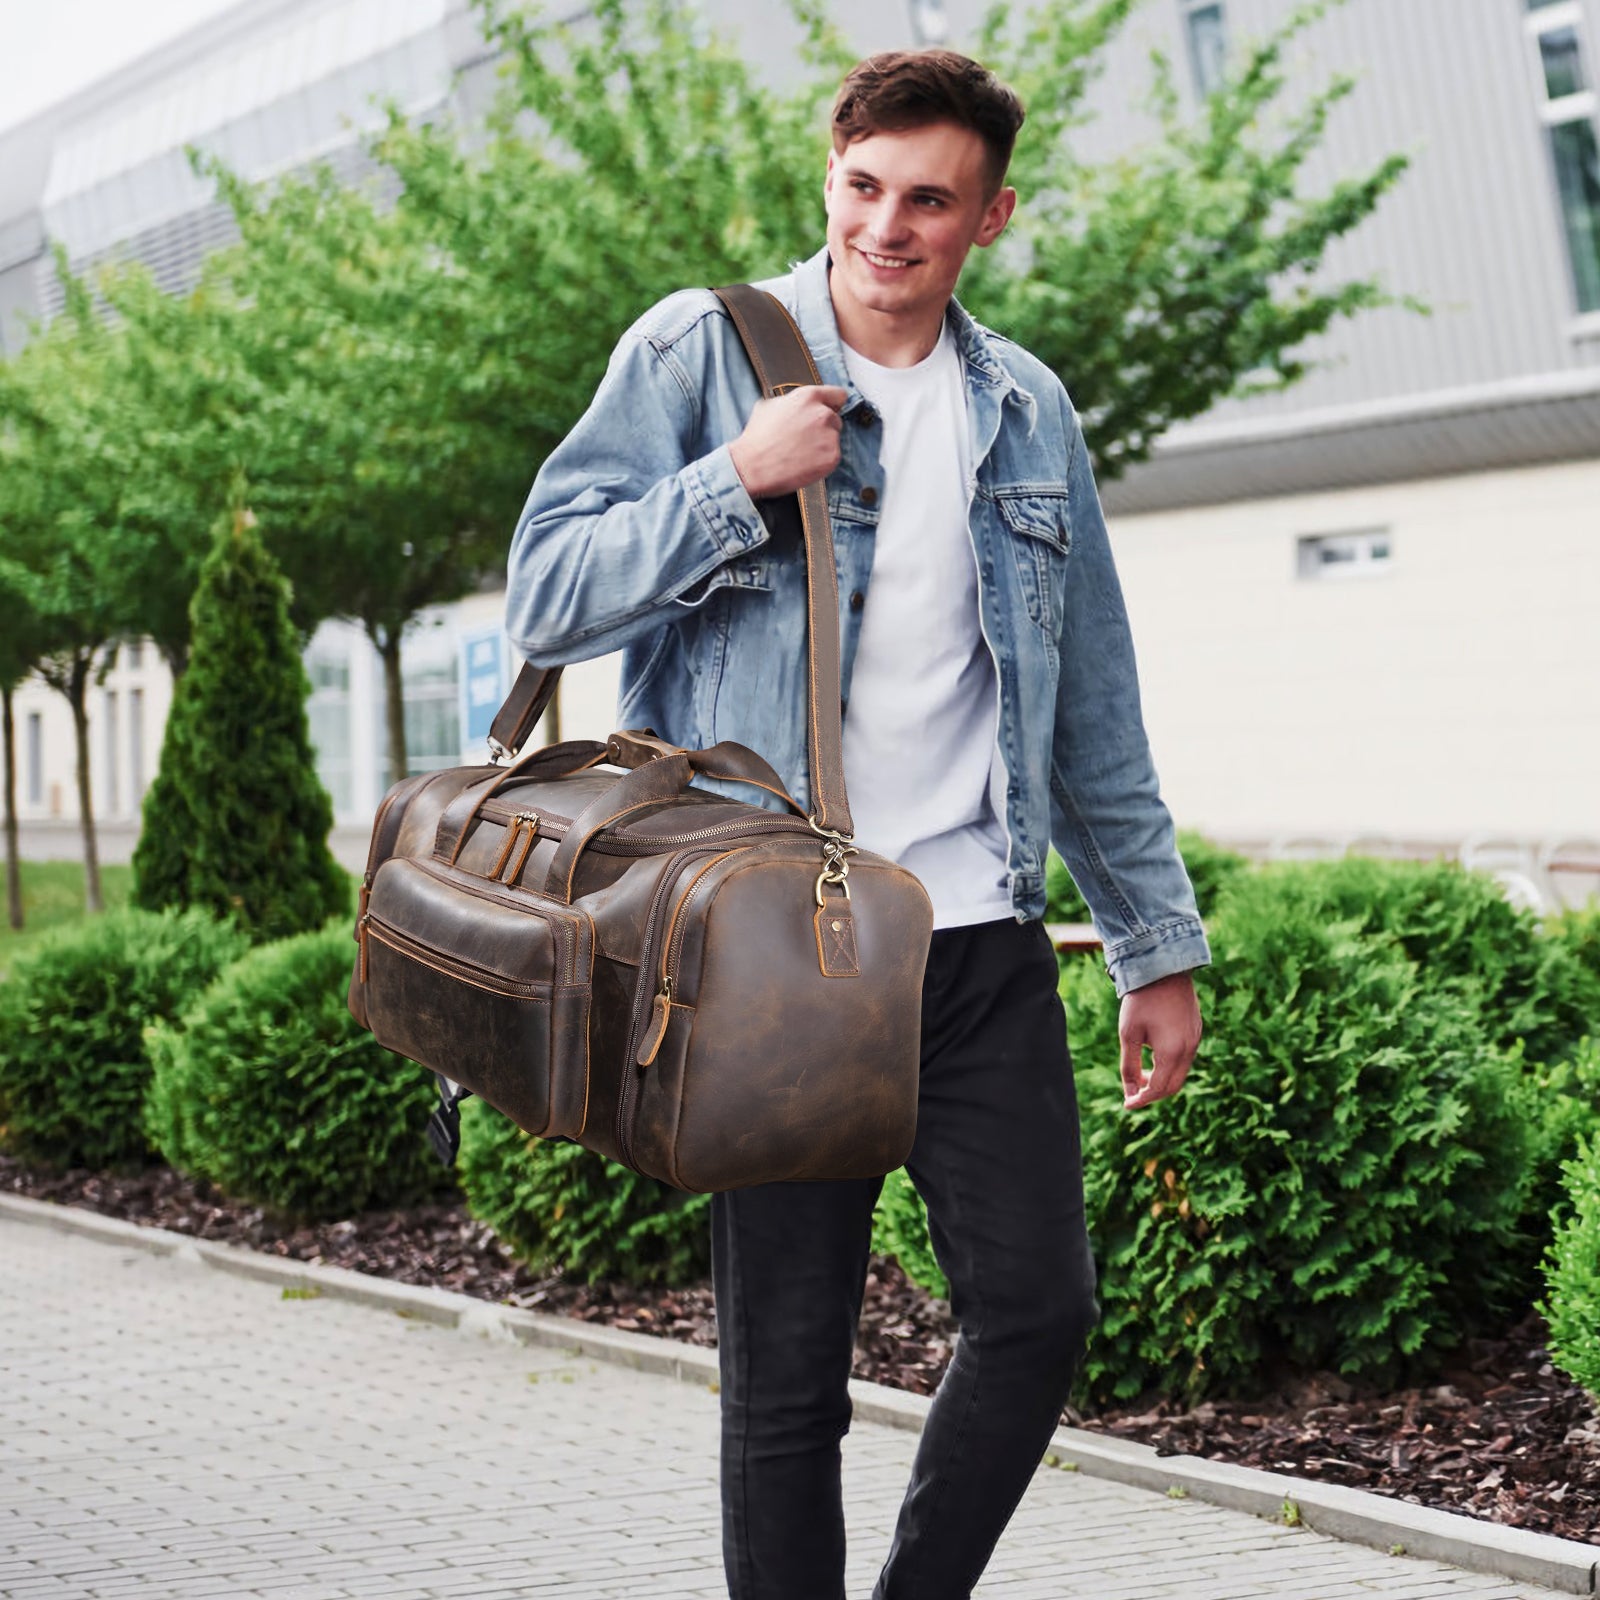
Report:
712,918,1098,1600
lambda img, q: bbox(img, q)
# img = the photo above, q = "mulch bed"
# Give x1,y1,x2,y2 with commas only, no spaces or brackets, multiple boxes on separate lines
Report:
4,1153,1596,1546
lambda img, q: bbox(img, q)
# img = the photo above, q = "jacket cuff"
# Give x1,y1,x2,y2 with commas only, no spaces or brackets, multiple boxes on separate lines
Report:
684,445,768,559
1103,918,1211,998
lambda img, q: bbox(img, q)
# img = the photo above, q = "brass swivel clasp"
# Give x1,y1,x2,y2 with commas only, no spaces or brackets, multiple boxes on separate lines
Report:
808,815,858,907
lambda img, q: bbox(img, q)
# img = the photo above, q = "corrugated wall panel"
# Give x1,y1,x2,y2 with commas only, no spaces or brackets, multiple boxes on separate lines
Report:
1146,0,1600,431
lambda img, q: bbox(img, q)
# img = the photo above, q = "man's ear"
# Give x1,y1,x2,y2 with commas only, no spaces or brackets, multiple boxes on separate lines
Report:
975,186,1017,249
823,148,838,208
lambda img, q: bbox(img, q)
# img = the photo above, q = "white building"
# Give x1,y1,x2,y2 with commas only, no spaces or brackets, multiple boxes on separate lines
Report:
2,0,1596,894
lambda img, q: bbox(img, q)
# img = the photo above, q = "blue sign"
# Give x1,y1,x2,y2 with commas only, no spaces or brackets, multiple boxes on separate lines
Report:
461,629,506,748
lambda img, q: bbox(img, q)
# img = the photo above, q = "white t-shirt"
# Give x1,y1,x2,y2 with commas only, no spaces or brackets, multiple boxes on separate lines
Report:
840,323,1013,930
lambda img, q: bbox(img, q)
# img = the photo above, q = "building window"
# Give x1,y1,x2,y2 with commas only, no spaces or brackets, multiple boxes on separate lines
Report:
399,652,462,781
1526,0,1600,313
127,639,144,670
130,687,146,802
26,712,43,806
1181,1,1228,98
1296,529,1393,581
103,690,120,815
307,648,354,819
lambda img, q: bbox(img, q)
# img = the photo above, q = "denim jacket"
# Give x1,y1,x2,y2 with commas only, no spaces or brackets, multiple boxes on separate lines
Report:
506,248,1209,995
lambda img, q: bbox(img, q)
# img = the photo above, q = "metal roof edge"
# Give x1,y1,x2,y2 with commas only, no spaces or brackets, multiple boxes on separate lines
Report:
1151,366,1600,457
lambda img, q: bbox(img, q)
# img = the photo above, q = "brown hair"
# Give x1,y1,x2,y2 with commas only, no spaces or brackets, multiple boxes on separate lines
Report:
831,50,1026,196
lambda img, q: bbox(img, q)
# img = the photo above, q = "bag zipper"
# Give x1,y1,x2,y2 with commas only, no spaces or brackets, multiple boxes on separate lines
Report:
479,798,810,856
617,848,722,1169
636,849,744,1069
407,857,579,984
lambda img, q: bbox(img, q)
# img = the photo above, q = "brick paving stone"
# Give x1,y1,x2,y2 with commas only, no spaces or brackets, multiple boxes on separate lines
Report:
0,1214,1582,1600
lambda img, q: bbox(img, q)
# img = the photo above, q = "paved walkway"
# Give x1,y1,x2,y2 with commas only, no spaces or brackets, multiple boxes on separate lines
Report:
0,1215,1580,1600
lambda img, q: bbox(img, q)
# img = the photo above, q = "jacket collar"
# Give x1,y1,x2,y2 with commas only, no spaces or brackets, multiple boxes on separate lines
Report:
789,246,1031,411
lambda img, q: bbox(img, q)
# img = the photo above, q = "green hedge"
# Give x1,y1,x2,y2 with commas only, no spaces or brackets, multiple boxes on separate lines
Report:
0,908,248,1169
1274,857,1599,1066
457,1097,710,1285
872,1166,947,1299
1542,1133,1600,1399
144,923,448,1219
1060,860,1541,1405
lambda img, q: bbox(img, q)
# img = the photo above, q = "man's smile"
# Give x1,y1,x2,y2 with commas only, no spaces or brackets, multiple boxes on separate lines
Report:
859,247,917,270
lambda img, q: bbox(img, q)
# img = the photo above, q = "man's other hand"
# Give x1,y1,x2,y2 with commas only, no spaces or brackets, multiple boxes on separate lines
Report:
1119,970,1202,1110
729,385,849,499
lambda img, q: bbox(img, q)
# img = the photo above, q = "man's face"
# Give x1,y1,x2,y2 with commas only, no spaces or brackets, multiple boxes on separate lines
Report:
823,120,1015,347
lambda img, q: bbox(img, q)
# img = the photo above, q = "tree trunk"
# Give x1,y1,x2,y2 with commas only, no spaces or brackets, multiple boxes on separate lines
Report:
69,656,102,912
378,629,408,786
3,684,22,931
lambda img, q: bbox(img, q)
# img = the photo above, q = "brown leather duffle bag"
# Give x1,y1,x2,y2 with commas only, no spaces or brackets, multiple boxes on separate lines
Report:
347,285,934,1193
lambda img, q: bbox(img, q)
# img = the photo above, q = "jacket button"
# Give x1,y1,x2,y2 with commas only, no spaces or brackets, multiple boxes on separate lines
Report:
849,591,864,611
860,485,879,507
854,405,877,426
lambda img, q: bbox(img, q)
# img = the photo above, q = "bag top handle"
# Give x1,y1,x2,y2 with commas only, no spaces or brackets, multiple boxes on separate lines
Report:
487,283,854,840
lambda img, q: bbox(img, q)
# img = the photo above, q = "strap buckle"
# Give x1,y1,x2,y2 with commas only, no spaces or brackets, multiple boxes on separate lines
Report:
487,736,515,767
606,728,680,769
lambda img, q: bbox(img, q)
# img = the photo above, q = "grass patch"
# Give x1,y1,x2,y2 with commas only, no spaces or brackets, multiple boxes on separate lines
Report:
2,860,134,975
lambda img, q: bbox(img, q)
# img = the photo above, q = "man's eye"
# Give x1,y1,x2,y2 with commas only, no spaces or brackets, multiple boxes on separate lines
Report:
850,180,875,194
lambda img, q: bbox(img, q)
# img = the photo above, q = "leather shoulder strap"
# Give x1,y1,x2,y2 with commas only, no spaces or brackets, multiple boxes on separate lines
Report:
489,284,854,839
487,662,560,760
710,284,851,838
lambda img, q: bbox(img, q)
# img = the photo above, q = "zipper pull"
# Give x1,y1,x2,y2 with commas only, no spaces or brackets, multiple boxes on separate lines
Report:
637,977,673,1068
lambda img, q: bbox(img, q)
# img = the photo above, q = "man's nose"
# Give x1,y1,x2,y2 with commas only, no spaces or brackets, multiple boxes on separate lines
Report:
870,200,914,245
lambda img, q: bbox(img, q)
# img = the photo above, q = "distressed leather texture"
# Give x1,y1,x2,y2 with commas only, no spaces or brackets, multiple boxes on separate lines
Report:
347,286,934,1193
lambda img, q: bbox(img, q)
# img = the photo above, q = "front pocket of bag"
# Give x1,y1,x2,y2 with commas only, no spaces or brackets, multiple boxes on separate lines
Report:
361,857,592,1139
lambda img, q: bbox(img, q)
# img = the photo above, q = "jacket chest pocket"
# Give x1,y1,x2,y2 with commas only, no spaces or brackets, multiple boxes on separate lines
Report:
992,488,1072,633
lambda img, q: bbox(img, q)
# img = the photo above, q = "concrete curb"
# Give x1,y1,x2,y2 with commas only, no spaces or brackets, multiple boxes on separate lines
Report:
4,1191,1594,1595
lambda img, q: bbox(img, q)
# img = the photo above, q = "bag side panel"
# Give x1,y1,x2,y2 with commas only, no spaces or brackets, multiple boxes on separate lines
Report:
632,854,933,1191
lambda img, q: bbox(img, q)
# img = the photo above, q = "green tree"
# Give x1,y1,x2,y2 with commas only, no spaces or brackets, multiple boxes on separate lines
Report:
374,0,1408,492
198,162,512,783
90,265,260,677
0,273,134,912
132,500,347,941
964,0,1414,475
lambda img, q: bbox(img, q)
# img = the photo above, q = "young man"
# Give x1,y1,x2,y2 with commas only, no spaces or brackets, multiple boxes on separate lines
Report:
506,49,1208,1600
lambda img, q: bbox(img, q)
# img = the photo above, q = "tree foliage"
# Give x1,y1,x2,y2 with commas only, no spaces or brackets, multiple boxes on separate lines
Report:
376,0,1410,484
0,273,133,909
194,161,513,780
965,0,1414,474
131,503,347,941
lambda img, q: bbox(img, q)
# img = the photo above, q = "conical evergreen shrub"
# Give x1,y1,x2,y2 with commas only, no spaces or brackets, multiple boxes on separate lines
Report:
133,507,348,941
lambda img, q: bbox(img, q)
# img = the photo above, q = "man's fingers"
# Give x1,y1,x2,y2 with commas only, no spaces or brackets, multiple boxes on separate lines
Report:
1125,1050,1192,1109
1119,1031,1147,1102
811,384,849,412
